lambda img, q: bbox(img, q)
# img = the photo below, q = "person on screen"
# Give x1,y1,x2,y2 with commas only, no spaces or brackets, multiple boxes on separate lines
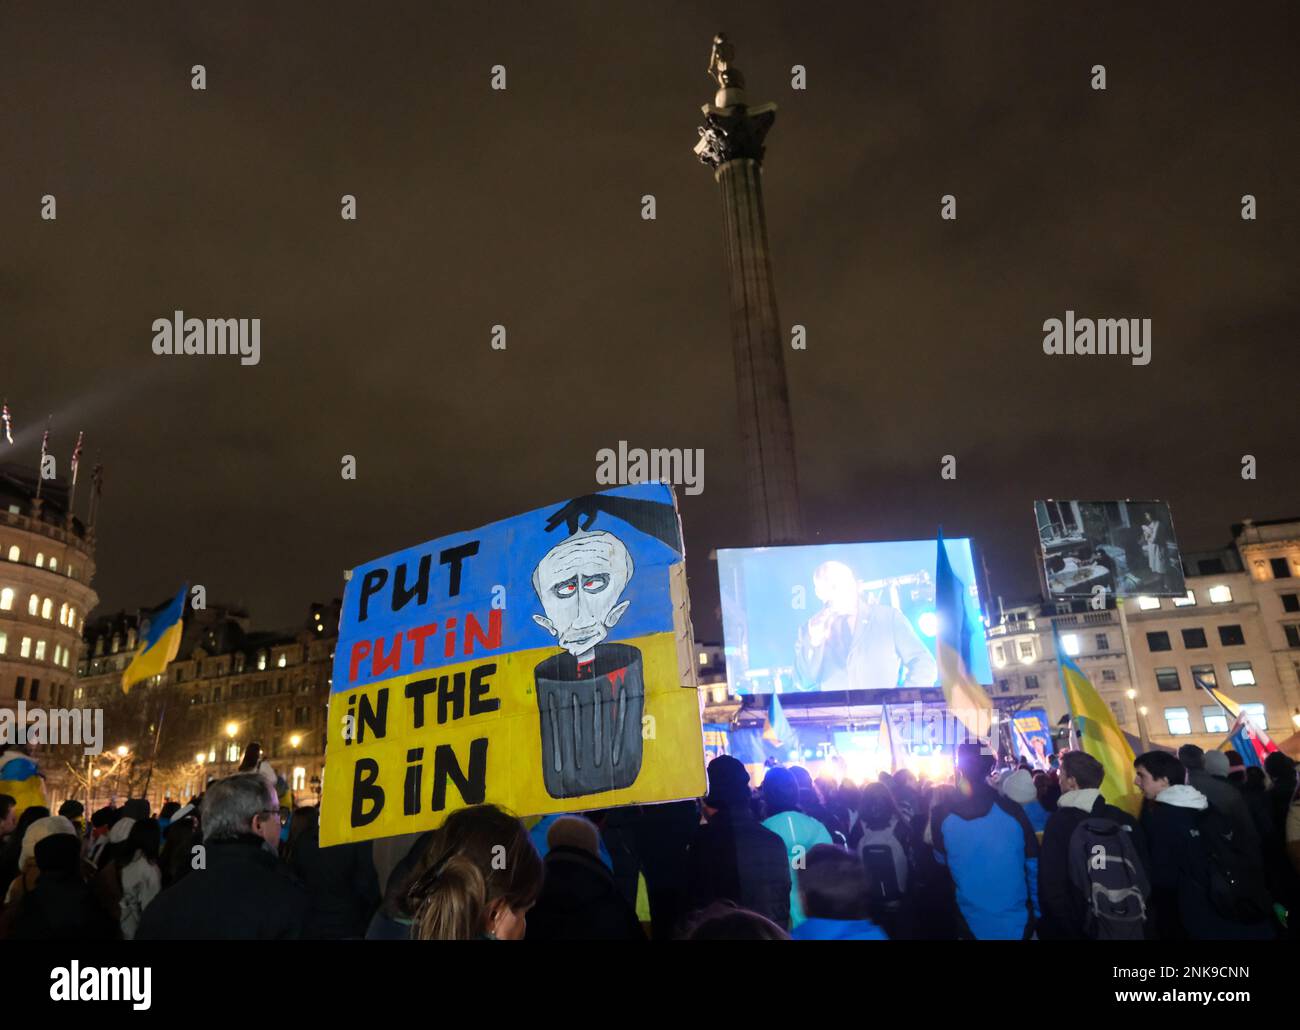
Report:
793,561,937,692
1141,512,1165,577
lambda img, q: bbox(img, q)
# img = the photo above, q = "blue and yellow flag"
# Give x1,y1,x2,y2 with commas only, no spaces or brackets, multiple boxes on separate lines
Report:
1194,672,1242,720
122,585,187,693
935,531,993,738
762,691,793,748
1055,625,1141,816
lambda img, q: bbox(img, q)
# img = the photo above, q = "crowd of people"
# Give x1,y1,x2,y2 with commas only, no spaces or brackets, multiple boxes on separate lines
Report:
0,738,1297,940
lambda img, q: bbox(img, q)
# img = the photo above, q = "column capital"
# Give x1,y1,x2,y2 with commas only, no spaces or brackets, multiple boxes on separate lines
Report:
694,102,776,170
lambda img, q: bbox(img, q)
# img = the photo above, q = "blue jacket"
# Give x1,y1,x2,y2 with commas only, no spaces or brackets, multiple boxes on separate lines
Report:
931,786,1039,940
791,917,888,941
761,809,832,927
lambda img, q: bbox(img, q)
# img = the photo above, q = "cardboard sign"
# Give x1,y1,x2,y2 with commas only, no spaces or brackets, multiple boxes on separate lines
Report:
319,483,704,846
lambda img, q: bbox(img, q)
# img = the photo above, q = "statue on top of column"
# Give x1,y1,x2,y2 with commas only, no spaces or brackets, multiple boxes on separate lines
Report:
707,33,745,92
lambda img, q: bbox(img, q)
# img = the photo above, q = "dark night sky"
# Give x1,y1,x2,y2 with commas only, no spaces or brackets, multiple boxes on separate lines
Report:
3,2,1298,639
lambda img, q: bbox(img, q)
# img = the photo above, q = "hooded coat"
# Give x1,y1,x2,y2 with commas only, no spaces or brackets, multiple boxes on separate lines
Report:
1141,784,1273,941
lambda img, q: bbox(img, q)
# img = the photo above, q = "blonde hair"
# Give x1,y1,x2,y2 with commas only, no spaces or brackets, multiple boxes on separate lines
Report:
408,805,543,940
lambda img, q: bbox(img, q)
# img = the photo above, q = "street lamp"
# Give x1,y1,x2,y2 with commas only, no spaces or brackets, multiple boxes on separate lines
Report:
195,752,206,765
1135,705,1151,754
225,722,239,738
290,734,302,749
116,745,129,757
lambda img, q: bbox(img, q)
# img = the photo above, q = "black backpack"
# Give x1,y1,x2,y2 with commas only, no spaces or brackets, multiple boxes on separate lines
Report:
1194,807,1272,924
1067,814,1149,939
858,826,907,906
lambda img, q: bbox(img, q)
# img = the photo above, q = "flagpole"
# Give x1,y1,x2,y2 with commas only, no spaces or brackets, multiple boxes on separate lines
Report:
1052,622,1081,751
1115,597,1149,752
34,416,50,502
67,431,84,518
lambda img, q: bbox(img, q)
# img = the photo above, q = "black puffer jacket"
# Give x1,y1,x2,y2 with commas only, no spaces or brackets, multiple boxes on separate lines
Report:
685,806,791,930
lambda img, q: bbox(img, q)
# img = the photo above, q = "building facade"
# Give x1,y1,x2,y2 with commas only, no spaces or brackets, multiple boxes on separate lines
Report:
76,600,340,810
0,463,99,734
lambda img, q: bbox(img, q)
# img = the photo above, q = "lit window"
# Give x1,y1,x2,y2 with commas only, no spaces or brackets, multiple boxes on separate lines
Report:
20,637,31,658
1018,640,1035,662
48,557,56,571
28,594,38,615
292,767,307,791
0,588,12,610
1228,662,1256,687
34,553,43,568
1061,634,1080,656
1137,596,1161,610
0,632,6,654
59,603,68,625
258,651,267,671
1241,702,1268,729
34,640,46,661
53,645,61,665
111,635,120,654
699,652,708,666
1208,585,1233,604
226,742,240,762
277,654,287,669
41,598,52,620
1163,707,1192,735
6,546,18,561
1173,590,1196,607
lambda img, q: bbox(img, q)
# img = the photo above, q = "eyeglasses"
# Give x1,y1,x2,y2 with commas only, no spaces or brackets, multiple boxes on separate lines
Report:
258,809,283,822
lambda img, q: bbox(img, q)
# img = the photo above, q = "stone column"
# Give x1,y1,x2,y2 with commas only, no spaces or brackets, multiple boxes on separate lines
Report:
696,37,803,545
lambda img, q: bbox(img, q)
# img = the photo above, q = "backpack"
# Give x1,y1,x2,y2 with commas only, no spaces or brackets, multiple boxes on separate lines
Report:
858,825,908,906
1067,814,1149,939
1194,807,1272,924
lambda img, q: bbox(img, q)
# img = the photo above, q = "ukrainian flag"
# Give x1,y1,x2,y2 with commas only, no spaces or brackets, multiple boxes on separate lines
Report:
762,691,793,749
121,585,187,694
1055,625,1141,816
934,531,993,739
1194,672,1241,719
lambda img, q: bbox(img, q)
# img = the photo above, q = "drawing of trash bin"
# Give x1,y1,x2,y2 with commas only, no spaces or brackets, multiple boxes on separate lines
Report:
535,642,645,799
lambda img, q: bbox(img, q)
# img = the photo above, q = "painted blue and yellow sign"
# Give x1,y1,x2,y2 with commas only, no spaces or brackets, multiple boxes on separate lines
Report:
320,483,705,845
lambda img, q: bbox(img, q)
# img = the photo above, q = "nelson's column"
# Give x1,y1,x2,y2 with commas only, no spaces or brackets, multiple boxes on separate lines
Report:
695,33,803,546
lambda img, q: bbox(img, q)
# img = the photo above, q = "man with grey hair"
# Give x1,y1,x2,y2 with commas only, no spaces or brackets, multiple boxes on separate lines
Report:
137,773,308,939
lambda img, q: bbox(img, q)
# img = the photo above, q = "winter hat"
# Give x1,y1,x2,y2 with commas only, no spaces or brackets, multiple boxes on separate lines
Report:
704,755,752,810
34,833,82,874
547,815,600,857
1203,750,1231,778
1000,768,1038,805
20,815,77,868
108,816,136,845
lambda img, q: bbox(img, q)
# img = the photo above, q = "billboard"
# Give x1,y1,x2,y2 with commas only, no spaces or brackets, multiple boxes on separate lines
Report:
1035,500,1185,601
717,538,992,695
319,483,705,846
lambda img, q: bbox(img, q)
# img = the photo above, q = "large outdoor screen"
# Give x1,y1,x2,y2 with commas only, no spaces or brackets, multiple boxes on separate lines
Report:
717,538,993,695
1035,500,1185,601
